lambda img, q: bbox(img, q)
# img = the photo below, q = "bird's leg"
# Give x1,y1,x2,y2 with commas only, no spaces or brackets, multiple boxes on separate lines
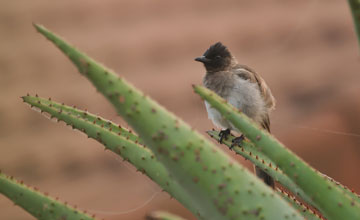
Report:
218,128,231,144
230,134,245,149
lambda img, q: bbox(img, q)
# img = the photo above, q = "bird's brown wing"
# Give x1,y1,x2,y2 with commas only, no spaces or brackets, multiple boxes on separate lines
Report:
233,64,276,110
233,64,275,188
261,114,271,132
235,65,275,187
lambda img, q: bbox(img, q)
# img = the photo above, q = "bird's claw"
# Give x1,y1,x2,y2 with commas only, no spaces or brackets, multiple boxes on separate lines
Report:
230,134,244,150
218,129,230,144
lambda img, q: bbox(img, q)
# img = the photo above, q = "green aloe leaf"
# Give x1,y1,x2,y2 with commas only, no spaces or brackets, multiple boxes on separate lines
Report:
207,130,313,208
276,189,323,220
0,172,95,220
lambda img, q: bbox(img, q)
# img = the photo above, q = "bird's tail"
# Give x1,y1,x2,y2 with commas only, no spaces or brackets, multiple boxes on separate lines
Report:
255,114,275,188
255,166,275,188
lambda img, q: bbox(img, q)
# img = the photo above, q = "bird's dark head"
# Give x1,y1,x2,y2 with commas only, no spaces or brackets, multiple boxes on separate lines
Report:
195,42,232,72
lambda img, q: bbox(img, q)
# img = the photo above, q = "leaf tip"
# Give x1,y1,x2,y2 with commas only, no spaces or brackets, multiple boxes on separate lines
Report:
32,23,44,33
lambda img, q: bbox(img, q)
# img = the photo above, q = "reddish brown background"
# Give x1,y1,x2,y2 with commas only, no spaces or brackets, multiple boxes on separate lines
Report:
1,0,360,219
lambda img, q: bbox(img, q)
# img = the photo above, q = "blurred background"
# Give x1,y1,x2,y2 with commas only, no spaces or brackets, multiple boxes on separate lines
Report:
1,0,359,219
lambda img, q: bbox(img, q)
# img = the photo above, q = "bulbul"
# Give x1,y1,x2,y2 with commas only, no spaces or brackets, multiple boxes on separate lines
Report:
195,42,276,188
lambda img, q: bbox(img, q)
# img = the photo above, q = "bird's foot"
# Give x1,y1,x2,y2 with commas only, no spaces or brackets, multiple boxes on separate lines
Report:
218,129,231,144
230,134,245,150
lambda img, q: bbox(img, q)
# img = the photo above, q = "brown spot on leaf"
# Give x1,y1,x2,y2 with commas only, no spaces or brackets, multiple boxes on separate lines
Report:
119,96,125,103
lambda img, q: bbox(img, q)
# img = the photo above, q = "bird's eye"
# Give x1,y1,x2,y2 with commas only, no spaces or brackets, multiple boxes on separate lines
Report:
215,55,221,59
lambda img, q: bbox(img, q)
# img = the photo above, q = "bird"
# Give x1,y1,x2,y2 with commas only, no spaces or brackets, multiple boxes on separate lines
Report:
194,42,276,188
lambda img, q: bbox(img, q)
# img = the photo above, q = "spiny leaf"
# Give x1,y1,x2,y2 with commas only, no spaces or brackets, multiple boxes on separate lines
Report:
207,130,313,208
277,189,324,220
0,172,95,220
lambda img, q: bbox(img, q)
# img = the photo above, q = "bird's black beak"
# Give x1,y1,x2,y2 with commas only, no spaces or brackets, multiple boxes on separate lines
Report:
194,56,211,63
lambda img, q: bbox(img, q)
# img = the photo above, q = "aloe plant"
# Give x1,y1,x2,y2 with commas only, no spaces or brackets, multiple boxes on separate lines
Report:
0,171,95,220
21,95,201,216
276,189,322,220
30,24,303,220
22,94,331,220
20,94,326,220
207,130,313,208
2,4,360,218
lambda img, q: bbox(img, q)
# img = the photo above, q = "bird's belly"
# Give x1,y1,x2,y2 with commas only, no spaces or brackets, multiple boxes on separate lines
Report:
204,101,233,130
204,78,267,130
